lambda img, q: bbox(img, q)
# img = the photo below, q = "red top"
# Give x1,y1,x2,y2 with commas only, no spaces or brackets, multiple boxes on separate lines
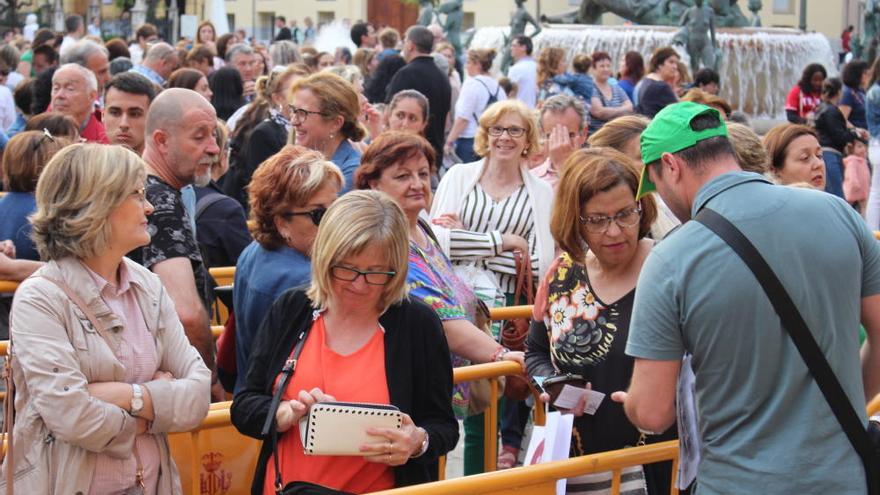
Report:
264,314,394,494
785,85,821,121
81,109,109,144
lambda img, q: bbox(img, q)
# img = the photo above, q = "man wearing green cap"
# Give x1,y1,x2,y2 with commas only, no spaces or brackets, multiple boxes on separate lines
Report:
612,102,880,493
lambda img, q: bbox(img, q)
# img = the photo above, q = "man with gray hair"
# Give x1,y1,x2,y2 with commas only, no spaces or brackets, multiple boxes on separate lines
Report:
60,39,111,93
226,43,257,100
531,93,588,189
128,88,219,381
386,25,451,167
51,63,108,143
130,41,180,87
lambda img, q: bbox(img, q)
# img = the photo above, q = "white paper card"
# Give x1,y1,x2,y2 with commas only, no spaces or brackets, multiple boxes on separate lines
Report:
583,389,606,415
552,384,586,410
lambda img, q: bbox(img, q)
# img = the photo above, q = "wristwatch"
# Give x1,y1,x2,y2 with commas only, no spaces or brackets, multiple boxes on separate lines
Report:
411,427,430,458
130,384,144,416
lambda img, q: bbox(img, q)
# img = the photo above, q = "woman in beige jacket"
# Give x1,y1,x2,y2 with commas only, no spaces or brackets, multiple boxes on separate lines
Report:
3,144,212,494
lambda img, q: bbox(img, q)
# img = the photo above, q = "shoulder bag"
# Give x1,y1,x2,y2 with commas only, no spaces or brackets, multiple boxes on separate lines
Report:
259,324,351,495
501,251,534,401
695,207,880,494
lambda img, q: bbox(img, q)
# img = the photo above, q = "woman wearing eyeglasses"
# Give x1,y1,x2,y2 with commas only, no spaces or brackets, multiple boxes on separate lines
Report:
231,190,458,494
289,71,365,192
430,99,554,473
356,131,525,418
232,145,344,393
525,148,674,494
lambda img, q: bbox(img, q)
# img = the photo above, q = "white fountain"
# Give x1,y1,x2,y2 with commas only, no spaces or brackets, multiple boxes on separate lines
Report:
470,25,837,119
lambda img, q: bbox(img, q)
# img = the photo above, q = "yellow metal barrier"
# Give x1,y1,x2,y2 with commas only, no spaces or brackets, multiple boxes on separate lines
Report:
488,305,532,321
208,267,235,326
162,361,537,494
0,281,19,293
875,231,880,241
371,440,680,495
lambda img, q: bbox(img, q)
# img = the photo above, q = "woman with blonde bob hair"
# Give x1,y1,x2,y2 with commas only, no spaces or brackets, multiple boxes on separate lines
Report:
232,190,458,494
290,71,366,191
5,144,211,493
525,147,675,494
232,144,344,392
432,98,552,471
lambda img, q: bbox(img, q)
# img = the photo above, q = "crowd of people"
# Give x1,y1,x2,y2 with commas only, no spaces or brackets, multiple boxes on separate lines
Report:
0,12,877,495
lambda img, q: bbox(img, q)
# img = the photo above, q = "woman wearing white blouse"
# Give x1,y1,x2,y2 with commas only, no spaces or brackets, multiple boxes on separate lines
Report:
431,99,553,474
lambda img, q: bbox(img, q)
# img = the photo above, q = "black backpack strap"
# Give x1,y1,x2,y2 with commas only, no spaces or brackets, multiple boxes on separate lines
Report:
695,207,879,493
195,193,228,221
472,77,498,122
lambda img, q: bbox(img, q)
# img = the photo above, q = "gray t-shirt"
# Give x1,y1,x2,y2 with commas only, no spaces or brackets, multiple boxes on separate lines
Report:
627,172,880,494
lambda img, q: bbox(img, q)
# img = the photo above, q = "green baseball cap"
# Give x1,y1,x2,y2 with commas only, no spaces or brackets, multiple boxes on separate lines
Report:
637,102,728,199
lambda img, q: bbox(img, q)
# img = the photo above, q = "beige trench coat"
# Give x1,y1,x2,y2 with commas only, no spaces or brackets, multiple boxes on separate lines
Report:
1,257,211,494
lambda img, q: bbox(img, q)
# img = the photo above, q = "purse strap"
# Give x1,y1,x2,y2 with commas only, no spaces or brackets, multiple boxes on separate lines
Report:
260,325,311,494
695,207,880,494
512,251,534,306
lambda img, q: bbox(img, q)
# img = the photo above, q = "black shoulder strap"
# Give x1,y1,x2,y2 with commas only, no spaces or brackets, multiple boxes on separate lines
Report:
695,207,879,493
261,324,311,493
417,217,439,246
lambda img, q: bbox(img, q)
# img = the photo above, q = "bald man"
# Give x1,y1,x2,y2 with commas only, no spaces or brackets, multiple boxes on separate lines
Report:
130,42,180,87
51,63,108,143
128,88,219,375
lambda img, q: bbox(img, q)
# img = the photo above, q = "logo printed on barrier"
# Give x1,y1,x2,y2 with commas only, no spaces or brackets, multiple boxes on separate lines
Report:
200,452,233,495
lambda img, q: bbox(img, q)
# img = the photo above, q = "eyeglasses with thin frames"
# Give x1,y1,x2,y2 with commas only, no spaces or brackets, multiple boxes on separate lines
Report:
289,105,328,123
330,265,396,286
487,126,526,138
579,205,642,233
281,206,327,226
131,187,147,204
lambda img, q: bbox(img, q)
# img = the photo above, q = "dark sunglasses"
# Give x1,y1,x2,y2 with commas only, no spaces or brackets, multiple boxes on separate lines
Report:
281,206,327,226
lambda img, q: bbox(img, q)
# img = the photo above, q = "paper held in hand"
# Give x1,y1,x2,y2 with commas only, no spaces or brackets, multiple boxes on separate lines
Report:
552,384,605,415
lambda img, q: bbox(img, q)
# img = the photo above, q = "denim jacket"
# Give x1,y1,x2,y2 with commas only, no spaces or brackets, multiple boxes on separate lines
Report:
865,82,880,138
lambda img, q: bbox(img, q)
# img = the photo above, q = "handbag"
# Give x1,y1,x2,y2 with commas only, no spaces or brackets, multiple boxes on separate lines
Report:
260,326,351,495
695,207,880,494
501,251,534,401
298,402,402,455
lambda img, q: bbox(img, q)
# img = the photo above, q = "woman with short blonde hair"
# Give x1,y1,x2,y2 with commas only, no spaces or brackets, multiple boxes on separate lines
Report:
587,115,649,161
7,143,211,493
290,71,366,191
432,99,553,472
231,190,458,494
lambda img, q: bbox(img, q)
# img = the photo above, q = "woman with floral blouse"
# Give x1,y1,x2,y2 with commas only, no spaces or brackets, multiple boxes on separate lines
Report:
525,147,675,495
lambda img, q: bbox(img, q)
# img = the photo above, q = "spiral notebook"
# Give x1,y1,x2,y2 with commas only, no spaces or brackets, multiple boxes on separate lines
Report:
298,402,404,456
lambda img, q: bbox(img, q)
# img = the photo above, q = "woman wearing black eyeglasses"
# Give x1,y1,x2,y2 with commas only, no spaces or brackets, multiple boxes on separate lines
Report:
232,145,344,393
430,99,555,473
289,71,365,193
524,147,675,495
231,190,458,494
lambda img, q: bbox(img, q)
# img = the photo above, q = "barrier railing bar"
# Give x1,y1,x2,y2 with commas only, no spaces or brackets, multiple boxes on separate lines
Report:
369,441,679,495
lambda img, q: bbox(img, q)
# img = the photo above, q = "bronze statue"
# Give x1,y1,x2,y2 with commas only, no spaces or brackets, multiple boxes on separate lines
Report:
676,0,718,74
542,0,749,28
437,0,464,55
418,0,437,26
501,0,543,73
747,0,762,27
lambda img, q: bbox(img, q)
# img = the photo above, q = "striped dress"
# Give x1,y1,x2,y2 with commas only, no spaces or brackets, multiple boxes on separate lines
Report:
447,183,540,295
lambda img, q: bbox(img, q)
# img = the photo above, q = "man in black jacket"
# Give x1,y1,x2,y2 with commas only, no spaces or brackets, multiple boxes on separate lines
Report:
385,26,451,167
274,16,292,41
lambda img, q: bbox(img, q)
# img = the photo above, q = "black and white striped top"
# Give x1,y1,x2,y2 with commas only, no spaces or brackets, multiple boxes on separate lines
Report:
448,183,540,294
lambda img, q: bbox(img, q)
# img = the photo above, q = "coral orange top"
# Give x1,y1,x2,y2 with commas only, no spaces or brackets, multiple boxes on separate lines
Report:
264,314,394,494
